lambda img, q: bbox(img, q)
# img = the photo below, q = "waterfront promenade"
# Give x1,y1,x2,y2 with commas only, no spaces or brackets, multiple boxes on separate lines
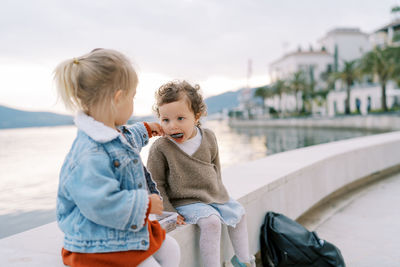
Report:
228,113,400,132
299,171,400,266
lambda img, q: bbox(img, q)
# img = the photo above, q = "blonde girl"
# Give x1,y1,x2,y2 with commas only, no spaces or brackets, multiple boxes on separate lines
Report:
147,80,255,267
54,48,180,267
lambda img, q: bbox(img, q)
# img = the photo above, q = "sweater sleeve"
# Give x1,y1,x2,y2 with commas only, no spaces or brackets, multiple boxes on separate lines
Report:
147,144,177,212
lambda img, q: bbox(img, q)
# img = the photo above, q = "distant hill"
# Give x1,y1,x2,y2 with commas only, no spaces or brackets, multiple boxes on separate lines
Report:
204,87,263,114
0,105,73,129
204,89,242,114
0,88,248,129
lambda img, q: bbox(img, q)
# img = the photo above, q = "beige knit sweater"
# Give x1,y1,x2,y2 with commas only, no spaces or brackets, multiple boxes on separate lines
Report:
147,128,230,212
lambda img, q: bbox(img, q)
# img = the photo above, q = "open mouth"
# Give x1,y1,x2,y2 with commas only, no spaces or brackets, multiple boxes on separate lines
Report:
170,133,184,140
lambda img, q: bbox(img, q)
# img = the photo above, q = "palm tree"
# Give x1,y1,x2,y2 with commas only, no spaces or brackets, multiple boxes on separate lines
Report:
333,60,360,114
254,85,272,114
302,65,317,114
361,46,400,112
272,79,288,114
288,70,307,113
320,64,335,91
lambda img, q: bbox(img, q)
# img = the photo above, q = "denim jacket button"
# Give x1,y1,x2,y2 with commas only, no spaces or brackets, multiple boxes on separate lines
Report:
133,159,138,164
143,134,146,138
113,160,120,167
141,240,146,245
131,225,137,230
138,183,142,188
144,140,148,145
123,128,129,133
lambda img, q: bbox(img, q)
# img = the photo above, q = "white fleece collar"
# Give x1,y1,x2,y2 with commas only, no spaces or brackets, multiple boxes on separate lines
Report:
74,111,120,143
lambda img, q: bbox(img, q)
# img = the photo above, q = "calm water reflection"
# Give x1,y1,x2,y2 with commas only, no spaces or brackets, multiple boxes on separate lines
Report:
203,120,385,168
0,120,386,237
228,124,384,155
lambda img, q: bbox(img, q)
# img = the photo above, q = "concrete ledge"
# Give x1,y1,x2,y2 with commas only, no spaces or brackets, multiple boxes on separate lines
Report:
1,131,400,266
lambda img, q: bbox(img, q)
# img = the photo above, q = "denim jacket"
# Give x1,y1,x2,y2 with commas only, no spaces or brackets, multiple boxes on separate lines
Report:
56,112,159,253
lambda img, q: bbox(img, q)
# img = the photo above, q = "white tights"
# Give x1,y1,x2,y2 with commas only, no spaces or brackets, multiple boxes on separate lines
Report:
197,214,250,267
138,235,181,267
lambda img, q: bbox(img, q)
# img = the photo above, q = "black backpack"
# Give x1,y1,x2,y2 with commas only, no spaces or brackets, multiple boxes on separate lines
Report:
260,212,346,267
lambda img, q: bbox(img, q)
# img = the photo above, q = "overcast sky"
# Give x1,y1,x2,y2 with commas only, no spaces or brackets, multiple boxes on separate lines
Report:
0,0,396,116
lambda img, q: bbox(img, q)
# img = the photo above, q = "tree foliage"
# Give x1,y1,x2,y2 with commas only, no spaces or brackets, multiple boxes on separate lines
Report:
288,70,307,112
272,79,289,112
332,60,360,114
361,46,400,111
254,85,273,111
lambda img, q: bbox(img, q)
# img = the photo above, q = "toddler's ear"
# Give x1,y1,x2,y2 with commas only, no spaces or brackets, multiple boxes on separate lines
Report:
114,90,124,104
195,113,201,123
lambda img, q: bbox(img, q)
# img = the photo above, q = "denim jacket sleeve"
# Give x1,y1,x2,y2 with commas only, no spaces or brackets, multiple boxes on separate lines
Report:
127,122,150,150
63,151,149,231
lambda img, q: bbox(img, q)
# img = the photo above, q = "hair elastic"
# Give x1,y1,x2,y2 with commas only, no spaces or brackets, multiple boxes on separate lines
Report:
73,58,79,64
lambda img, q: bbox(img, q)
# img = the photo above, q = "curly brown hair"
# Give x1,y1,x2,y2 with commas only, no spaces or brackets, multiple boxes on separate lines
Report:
153,80,207,125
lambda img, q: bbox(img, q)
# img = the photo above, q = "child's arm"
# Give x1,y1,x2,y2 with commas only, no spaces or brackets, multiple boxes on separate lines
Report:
62,152,150,232
149,193,163,215
126,122,152,150
144,122,164,137
147,145,177,213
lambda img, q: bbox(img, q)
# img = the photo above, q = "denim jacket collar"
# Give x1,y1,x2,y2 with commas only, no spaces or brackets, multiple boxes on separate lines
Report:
74,112,120,143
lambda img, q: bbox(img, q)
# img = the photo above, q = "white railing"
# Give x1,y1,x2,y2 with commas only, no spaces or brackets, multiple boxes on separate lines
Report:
1,131,400,267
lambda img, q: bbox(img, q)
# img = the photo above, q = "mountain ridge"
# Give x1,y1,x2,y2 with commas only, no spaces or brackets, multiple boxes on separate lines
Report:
0,105,74,129
0,89,244,129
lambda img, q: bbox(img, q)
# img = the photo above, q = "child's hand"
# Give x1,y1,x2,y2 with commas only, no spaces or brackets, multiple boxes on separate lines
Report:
149,194,163,215
176,214,186,225
147,122,164,137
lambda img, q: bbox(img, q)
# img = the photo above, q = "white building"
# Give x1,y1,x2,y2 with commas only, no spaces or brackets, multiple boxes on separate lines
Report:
269,49,333,91
327,82,400,116
267,27,370,114
269,27,370,89
325,21,400,116
266,26,400,116
370,19,400,47
318,28,371,63
268,48,334,114
248,17,400,118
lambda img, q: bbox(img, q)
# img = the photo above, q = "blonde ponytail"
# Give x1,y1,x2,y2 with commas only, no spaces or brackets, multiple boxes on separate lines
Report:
54,58,82,111
54,49,138,113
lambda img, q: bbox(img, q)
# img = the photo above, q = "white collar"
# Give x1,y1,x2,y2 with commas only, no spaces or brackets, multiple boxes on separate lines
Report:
74,111,120,143
170,127,202,156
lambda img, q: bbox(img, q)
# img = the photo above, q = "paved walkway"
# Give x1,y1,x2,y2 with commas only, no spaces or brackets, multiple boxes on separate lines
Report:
298,172,400,267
